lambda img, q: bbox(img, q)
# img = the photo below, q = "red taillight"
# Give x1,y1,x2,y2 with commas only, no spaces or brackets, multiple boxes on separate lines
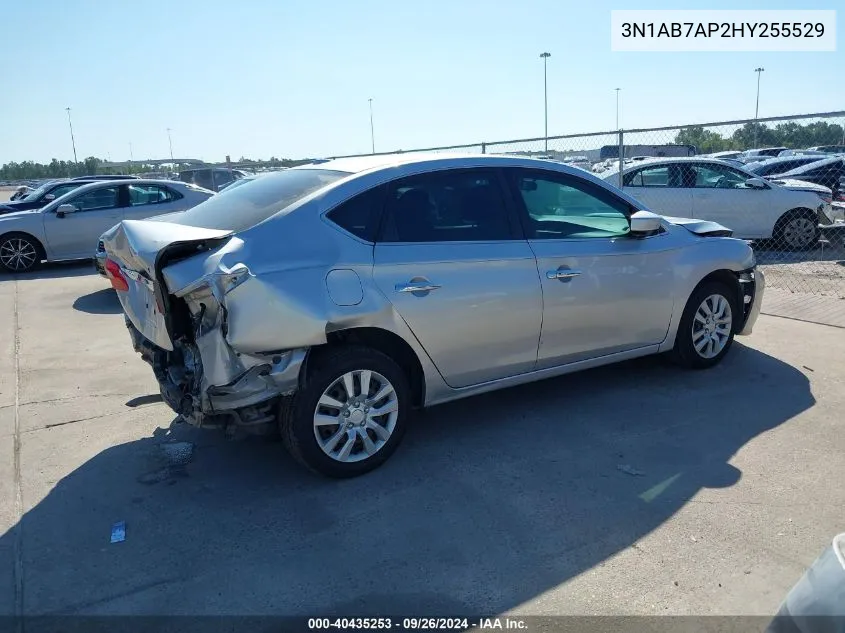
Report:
105,259,129,292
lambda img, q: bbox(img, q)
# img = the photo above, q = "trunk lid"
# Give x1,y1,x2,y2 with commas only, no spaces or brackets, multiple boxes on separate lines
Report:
102,219,233,350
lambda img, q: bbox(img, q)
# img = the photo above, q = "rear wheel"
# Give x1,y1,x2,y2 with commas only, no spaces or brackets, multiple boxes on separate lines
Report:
670,281,738,369
279,345,410,478
0,233,43,273
774,210,819,251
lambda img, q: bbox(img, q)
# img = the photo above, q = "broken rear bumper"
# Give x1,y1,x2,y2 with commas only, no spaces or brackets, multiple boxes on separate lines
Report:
126,318,307,429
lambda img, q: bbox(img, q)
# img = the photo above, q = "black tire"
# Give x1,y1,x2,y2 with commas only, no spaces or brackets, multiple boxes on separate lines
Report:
279,345,411,478
773,209,820,251
670,281,739,370
0,232,44,273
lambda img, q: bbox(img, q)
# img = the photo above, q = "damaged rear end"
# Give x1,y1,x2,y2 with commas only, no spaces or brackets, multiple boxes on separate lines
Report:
103,219,307,434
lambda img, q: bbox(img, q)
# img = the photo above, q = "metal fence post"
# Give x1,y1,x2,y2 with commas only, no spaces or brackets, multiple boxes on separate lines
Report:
481,142,487,154
617,130,624,189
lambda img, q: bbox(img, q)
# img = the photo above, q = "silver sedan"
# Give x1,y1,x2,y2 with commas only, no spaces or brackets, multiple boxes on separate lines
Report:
0,179,213,273
102,154,765,478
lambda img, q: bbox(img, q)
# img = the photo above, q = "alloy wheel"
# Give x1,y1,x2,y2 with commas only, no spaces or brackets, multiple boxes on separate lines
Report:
0,238,38,272
313,369,399,463
691,294,733,359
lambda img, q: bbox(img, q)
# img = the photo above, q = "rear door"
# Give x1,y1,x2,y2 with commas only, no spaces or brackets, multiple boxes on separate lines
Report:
620,163,693,217
372,168,543,388
506,168,675,368
42,185,124,260
123,183,189,220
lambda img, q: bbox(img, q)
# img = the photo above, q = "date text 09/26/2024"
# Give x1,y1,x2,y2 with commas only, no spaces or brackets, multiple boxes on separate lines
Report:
307,617,528,630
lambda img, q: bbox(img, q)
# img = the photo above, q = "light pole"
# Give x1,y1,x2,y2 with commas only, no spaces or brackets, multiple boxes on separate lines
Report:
368,98,375,154
129,142,134,174
540,52,551,153
615,88,621,129
166,128,174,162
65,107,78,164
754,67,764,146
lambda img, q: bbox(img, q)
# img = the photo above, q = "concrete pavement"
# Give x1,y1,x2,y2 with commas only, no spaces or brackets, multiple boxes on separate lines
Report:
0,262,843,617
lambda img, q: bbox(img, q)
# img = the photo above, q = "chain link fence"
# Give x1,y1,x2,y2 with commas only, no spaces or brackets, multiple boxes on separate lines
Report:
332,112,845,327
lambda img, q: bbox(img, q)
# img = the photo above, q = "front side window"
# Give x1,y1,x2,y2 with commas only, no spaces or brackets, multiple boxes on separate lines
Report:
510,171,630,239
70,186,120,211
127,185,181,206
380,170,512,243
689,164,751,189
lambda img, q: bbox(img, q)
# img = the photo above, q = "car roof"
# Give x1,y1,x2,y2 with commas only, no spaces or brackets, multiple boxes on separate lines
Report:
292,152,603,176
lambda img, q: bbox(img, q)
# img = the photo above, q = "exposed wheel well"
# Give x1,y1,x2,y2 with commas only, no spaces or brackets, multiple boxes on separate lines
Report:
314,327,426,407
776,207,818,229
692,269,744,322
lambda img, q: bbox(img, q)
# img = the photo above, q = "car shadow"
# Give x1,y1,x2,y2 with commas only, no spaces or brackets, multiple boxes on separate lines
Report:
72,288,122,314
0,260,96,282
5,343,814,617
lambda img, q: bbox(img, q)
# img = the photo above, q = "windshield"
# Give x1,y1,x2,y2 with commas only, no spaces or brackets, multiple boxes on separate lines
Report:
21,183,52,201
172,168,350,232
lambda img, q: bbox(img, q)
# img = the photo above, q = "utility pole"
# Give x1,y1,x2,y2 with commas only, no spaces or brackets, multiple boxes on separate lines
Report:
753,67,765,147
540,52,551,153
368,98,375,154
166,128,174,162
615,88,621,129
65,107,78,164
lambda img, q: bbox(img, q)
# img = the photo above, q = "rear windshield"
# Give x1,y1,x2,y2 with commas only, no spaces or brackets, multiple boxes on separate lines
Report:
171,168,350,232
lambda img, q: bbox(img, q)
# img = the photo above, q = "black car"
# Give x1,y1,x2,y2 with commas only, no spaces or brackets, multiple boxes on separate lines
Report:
178,167,247,192
744,155,830,177
768,157,845,198
0,179,100,214
71,174,140,181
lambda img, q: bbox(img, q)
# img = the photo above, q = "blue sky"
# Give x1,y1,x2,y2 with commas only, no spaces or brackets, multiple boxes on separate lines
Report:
0,0,842,164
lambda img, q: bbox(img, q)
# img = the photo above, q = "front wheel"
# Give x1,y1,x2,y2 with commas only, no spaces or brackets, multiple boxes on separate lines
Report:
0,233,42,273
279,345,411,478
774,211,820,251
670,281,738,369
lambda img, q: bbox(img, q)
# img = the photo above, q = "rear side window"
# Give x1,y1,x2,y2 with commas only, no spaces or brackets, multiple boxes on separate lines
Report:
127,184,182,206
625,165,669,187
326,186,385,242
379,169,513,243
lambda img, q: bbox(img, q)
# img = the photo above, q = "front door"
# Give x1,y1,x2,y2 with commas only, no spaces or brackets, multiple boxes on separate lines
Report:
621,162,693,218
505,168,676,368
42,185,124,260
685,162,776,239
372,168,543,388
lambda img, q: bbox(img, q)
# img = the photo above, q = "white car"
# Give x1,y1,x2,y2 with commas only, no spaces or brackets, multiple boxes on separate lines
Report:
602,158,834,249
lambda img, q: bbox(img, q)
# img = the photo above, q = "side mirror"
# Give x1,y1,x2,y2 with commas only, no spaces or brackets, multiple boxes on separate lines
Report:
745,177,769,189
56,203,78,218
630,210,663,234
44,193,55,202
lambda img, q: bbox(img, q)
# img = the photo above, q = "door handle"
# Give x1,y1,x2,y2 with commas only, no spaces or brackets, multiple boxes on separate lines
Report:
546,269,582,280
396,282,441,293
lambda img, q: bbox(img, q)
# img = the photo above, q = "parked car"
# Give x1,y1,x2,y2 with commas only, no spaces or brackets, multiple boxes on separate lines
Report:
178,167,249,192
744,155,834,178
603,157,834,249
738,147,788,162
0,180,213,273
705,150,744,161
767,157,845,200
71,174,140,181
768,533,845,632
0,179,101,215
777,149,829,158
101,153,765,478
561,156,591,170
806,145,845,154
